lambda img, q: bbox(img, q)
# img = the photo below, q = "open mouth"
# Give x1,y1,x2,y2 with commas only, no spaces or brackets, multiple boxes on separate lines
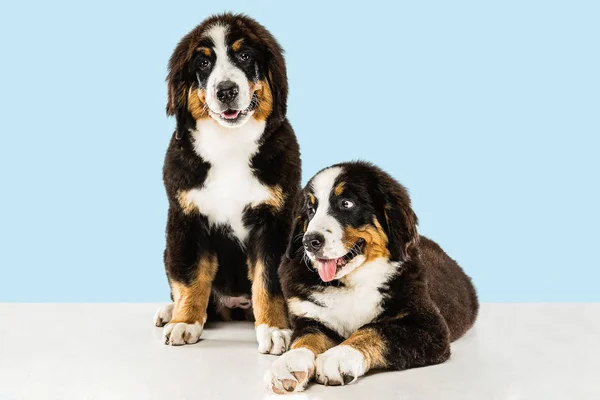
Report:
216,94,258,123
315,238,366,282
220,109,245,120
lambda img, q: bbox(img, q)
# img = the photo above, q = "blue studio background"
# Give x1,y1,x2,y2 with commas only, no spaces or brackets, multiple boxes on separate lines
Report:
0,1,598,302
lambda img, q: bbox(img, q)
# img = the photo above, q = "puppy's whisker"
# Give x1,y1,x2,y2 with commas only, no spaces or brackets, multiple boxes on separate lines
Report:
200,104,209,117
301,253,314,273
293,233,305,243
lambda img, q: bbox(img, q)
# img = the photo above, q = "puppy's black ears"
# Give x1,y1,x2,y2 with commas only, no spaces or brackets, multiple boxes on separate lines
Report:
285,192,307,260
377,187,419,262
265,43,288,124
166,44,198,139
166,34,194,117
166,69,187,117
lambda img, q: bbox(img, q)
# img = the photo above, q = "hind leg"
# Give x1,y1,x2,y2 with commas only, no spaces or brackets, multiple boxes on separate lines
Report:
248,213,293,355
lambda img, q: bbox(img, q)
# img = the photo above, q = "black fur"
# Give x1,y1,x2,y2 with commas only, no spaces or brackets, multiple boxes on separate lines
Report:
279,161,478,384
161,13,300,325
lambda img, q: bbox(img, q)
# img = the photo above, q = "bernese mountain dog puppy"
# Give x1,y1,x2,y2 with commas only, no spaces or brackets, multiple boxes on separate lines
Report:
265,161,478,393
154,13,300,355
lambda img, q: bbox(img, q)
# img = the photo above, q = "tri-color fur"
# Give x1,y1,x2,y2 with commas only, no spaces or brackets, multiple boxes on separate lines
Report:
265,161,478,393
155,13,301,355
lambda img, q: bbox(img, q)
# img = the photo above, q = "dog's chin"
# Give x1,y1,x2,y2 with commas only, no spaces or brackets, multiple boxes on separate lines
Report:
207,93,258,128
209,108,254,128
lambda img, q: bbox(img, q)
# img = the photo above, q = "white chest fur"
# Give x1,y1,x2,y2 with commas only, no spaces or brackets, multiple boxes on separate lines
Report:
288,258,399,338
185,118,270,242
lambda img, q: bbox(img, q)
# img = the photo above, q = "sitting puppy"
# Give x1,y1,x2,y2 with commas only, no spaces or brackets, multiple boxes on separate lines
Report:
155,13,300,354
265,161,478,393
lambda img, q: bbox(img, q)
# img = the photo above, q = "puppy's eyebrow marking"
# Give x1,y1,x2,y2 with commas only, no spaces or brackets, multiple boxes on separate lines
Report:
307,193,315,205
196,47,211,56
335,182,345,196
232,38,244,51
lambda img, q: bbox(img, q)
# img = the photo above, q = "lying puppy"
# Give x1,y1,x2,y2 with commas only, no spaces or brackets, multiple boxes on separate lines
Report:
265,161,478,393
155,13,300,354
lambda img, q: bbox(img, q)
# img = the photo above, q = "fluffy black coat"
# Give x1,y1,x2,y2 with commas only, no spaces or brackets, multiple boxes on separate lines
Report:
267,161,477,392
157,13,301,350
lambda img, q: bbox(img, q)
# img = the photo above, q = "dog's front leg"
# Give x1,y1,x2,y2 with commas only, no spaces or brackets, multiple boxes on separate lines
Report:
315,311,451,386
265,319,341,394
247,209,293,355
161,207,216,346
249,257,291,355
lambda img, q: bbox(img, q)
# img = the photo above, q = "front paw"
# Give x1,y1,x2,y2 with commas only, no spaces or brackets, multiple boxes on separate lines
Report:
163,321,203,346
153,303,174,327
256,324,292,355
264,348,315,394
315,345,366,386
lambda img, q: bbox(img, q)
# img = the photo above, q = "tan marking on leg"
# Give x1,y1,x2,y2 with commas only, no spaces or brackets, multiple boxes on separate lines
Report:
170,283,181,304
232,39,244,51
342,217,391,262
251,79,273,121
196,47,211,56
263,185,286,211
342,328,388,370
176,190,196,215
246,257,256,282
187,87,209,121
292,333,337,355
251,260,290,328
170,254,218,324
334,182,345,196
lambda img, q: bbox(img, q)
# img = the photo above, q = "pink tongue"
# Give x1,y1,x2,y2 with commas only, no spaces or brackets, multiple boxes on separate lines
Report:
317,259,338,282
222,110,240,119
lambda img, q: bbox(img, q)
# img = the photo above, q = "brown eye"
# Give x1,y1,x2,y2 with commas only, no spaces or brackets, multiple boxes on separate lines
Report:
198,59,211,70
238,51,251,62
307,205,316,217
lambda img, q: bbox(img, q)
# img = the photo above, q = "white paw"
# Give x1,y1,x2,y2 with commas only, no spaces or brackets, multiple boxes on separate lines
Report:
315,345,366,386
256,324,292,355
153,303,174,327
264,348,315,394
163,322,203,346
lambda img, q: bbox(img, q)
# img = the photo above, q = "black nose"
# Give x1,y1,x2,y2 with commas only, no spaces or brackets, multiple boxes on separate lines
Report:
303,232,325,253
216,81,239,103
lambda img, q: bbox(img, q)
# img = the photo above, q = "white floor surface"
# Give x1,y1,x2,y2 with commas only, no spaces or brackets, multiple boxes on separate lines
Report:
0,303,598,400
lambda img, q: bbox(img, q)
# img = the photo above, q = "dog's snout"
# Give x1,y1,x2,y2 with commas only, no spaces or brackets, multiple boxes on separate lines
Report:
303,232,325,253
216,80,239,103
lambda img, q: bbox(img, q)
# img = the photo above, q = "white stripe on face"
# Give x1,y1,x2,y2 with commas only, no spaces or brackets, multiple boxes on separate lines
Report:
305,166,346,259
205,24,252,113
